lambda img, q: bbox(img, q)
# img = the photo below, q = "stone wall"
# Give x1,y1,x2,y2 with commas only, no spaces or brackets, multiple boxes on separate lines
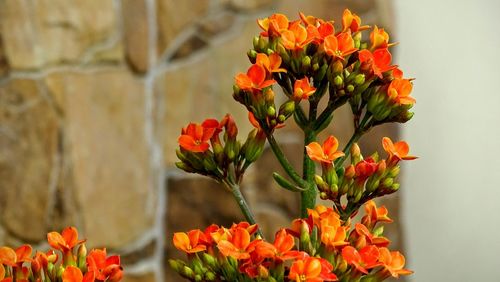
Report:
0,1,399,281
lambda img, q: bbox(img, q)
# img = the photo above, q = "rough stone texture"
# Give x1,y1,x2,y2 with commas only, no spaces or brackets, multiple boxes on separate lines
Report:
0,33,8,77
0,0,117,69
0,79,59,243
228,0,275,11
156,0,210,56
156,20,257,166
121,272,157,282
122,0,149,73
44,69,156,248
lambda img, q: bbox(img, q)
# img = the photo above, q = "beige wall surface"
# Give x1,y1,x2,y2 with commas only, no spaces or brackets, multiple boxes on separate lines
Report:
395,1,500,281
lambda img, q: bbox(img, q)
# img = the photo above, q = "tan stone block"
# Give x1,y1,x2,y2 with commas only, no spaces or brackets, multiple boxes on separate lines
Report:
0,33,8,77
228,0,274,11
0,79,59,242
0,0,118,69
156,0,209,56
122,272,156,282
156,20,258,166
122,0,149,73
45,69,156,248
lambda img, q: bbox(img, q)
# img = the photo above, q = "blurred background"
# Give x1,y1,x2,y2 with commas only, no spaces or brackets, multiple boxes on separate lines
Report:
0,0,498,281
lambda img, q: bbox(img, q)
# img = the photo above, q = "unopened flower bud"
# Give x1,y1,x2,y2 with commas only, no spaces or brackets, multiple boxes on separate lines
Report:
301,56,311,71
388,166,400,177
377,160,386,174
205,272,216,281
57,265,64,279
345,165,355,179
267,106,276,117
258,36,267,51
373,226,384,237
168,259,184,273
332,60,343,75
333,75,343,87
312,63,320,71
247,49,257,62
182,266,195,279
366,179,380,193
320,192,328,200
354,74,365,85
382,177,394,187
253,36,259,50
277,114,286,123
77,243,87,269
263,88,275,102
350,143,361,163
279,100,295,118
346,84,355,93
391,183,400,191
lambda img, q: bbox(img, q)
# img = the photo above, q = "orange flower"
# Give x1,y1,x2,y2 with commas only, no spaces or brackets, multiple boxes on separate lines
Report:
320,222,348,249
281,21,311,50
350,223,391,249
342,9,369,32
62,266,95,282
387,78,415,105
86,249,122,282
306,136,344,164
47,227,84,253
235,64,276,91
362,200,393,229
378,248,413,278
289,256,337,282
255,53,286,73
0,247,16,267
382,137,417,166
293,77,316,100
173,230,207,254
323,32,357,60
217,227,256,260
178,121,218,152
370,25,390,50
341,245,381,274
358,48,396,78
257,13,289,37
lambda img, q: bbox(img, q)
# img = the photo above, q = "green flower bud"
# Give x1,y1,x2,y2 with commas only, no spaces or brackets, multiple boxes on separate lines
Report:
258,36,267,51
253,36,259,50
346,84,355,93
354,74,366,85
333,75,343,87
373,226,384,237
388,166,400,177
267,106,276,117
277,114,286,123
205,272,216,281
391,183,400,191
247,49,257,62
332,60,343,75
175,162,195,173
312,63,320,71
301,56,311,71
279,100,295,118
168,259,184,273
382,177,394,187
182,266,195,279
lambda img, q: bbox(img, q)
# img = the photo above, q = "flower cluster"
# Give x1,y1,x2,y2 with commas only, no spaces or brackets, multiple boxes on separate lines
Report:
0,227,122,282
309,136,416,219
170,201,411,281
176,113,266,184
171,9,417,281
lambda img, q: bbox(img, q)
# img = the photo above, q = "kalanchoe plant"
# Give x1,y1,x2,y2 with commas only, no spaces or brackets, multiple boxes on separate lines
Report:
0,227,123,282
172,9,416,281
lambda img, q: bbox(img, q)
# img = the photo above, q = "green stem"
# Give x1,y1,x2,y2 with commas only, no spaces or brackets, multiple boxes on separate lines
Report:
266,134,308,188
300,129,317,217
224,180,265,239
334,114,372,167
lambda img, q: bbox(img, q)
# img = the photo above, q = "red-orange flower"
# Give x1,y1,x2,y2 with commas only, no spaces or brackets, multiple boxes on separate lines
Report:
387,78,415,105
305,136,344,164
323,32,357,60
257,14,289,37
235,64,276,91
178,121,218,152
378,248,413,278
293,77,316,100
370,25,391,50
86,249,122,282
281,21,311,50
358,48,396,78
47,227,84,253
342,9,369,32
173,230,207,254
62,266,95,282
288,256,337,282
382,137,417,166
354,157,379,180
256,53,286,73
217,227,256,260
362,200,393,229
341,245,381,274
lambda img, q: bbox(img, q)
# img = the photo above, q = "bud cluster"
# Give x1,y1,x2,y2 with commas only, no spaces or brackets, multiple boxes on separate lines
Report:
0,227,122,282
176,114,266,184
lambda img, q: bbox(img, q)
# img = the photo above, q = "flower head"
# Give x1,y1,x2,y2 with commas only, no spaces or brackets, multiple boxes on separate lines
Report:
293,77,316,100
178,120,218,152
306,136,344,164
86,249,122,282
235,64,276,91
382,137,417,166
358,48,396,78
173,230,207,254
47,227,84,253
342,245,381,274
257,14,289,37
323,32,357,60
342,9,369,32
378,248,413,278
281,21,311,50
387,78,415,105
370,26,390,50
255,53,286,73
289,256,337,281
